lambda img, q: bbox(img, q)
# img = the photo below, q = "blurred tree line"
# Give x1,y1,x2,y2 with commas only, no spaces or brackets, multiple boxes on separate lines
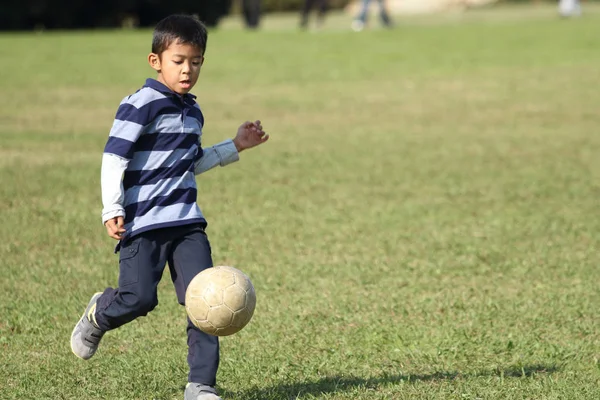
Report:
258,0,349,11
0,0,593,31
0,0,353,30
0,0,233,30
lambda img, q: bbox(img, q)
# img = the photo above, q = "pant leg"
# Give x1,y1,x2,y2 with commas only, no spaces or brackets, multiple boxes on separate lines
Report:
301,0,316,27
377,0,392,25
356,0,371,23
242,0,261,28
317,0,328,23
242,0,251,26
248,0,261,28
95,232,169,331
168,225,218,386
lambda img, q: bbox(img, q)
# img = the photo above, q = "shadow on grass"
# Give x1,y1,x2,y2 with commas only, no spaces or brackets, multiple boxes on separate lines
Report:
223,363,560,399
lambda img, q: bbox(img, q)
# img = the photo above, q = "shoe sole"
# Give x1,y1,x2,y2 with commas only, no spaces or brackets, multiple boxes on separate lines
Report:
71,292,103,360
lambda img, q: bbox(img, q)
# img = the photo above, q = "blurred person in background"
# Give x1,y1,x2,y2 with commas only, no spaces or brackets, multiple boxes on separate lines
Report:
300,0,329,29
558,0,582,17
242,0,262,28
351,0,393,31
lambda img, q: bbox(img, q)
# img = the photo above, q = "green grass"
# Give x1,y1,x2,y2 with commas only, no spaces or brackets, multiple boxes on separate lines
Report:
2,4,600,399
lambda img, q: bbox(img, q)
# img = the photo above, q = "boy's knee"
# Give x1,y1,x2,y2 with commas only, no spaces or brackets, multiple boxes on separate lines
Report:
137,294,159,314
122,291,158,315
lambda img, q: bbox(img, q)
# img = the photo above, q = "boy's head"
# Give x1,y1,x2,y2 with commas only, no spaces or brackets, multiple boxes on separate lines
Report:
148,14,208,95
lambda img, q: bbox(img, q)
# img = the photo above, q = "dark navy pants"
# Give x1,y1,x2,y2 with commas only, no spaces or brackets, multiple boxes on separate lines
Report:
94,224,218,386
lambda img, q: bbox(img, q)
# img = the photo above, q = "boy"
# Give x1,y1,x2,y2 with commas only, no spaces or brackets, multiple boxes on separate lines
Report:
70,14,269,400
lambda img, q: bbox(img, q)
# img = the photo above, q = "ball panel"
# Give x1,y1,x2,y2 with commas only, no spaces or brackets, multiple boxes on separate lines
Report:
202,285,223,307
196,320,218,336
223,285,247,312
234,273,254,293
245,285,257,314
186,272,210,298
231,307,253,329
208,268,236,288
185,296,210,322
214,324,242,336
207,305,234,328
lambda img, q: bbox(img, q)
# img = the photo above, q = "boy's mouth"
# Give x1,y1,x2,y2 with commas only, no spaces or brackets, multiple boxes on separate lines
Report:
180,80,191,88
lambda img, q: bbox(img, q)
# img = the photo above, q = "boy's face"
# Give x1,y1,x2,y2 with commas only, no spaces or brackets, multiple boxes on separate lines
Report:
148,40,204,95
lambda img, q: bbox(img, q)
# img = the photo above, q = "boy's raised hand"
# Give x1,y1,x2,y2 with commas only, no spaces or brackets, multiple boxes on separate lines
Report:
233,120,269,152
105,216,126,240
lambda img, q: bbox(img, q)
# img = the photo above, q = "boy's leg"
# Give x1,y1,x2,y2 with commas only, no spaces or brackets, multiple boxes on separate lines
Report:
94,232,169,331
168,225,219,387
71,230,169,360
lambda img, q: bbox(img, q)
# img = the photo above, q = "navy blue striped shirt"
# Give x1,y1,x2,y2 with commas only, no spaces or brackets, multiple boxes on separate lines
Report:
103,79,208,240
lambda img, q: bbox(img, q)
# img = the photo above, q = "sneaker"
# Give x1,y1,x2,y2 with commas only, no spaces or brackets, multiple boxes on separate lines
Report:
70,292,105,360
184,383,222,400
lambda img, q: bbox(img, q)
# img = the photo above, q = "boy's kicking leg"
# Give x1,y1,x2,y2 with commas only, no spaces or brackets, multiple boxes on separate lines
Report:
167,224,220,400
71,231,170,360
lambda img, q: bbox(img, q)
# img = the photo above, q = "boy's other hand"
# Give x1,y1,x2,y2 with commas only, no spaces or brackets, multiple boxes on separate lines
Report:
105,216,126,240
233,120,269,152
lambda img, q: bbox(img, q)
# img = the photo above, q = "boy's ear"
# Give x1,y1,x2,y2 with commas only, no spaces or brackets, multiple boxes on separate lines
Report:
148,53,161,72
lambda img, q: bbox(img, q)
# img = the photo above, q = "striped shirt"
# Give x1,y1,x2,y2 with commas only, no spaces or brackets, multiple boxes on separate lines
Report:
101,78,239,243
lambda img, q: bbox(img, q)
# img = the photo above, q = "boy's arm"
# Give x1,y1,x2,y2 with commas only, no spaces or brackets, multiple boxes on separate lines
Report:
101,153,129,224
101,98,146,225
194,139,239,175
194,120,268,175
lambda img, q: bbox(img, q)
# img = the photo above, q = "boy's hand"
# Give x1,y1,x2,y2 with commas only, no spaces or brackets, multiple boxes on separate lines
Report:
233,120,269,152
105,216,126,240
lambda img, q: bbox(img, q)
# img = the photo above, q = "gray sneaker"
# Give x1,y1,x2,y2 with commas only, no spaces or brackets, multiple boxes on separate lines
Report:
184,383,222,400
70,292,105,360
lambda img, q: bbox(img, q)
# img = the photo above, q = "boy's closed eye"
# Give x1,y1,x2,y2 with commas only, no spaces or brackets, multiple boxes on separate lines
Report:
173,60,201,66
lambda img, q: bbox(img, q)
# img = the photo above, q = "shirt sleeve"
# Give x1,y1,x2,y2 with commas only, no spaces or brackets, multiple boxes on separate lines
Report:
101,153,129,224
101,98,147,224
103,100,146,160
194,139,240,175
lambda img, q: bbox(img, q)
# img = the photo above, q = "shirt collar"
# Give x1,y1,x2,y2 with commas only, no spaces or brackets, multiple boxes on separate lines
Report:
143,78,197,100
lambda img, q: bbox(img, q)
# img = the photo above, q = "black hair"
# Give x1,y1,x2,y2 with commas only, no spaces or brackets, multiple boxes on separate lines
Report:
152,14,208,56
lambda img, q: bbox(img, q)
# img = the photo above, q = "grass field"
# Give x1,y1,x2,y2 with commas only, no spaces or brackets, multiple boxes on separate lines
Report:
1,4,600,399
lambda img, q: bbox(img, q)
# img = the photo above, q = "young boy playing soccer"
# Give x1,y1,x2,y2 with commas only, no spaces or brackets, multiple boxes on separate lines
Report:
70,14,268,400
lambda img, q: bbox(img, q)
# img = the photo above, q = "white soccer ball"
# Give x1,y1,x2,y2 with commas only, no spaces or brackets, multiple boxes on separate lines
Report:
185,266,256,336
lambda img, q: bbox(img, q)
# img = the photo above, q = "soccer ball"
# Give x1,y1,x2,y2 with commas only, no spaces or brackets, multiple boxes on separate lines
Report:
185,266,256,336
